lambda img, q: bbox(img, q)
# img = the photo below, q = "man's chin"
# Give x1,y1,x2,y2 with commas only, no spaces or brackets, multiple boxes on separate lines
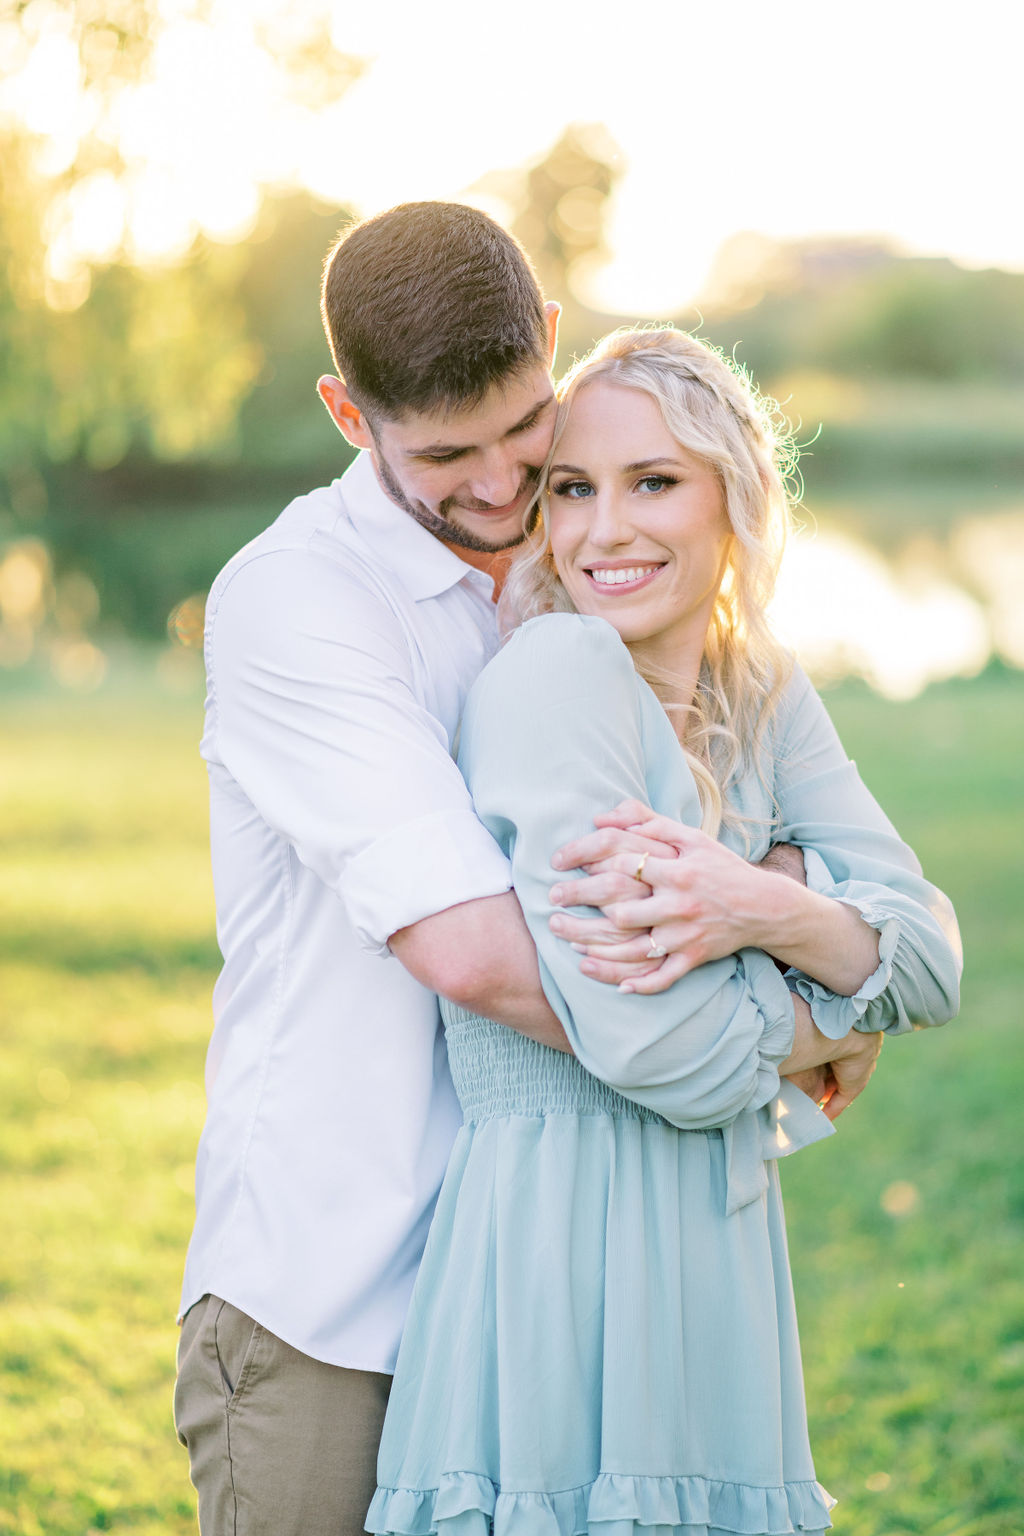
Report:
445,514,529,554
410,500,530,556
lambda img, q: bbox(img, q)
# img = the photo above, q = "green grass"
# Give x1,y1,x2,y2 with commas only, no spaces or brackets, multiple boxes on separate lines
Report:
1,668,1021,1534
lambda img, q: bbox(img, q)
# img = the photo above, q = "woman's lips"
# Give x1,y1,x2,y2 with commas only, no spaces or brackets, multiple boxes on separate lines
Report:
583,563,665,594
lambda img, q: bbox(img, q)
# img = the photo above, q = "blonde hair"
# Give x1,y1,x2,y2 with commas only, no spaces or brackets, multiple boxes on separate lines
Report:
500,326,798,837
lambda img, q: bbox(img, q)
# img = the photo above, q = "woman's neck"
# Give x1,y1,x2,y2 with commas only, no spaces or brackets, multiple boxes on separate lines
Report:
627,635,705,719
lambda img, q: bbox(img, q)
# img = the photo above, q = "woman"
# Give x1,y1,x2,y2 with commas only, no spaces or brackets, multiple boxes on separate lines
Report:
366,329,961,1536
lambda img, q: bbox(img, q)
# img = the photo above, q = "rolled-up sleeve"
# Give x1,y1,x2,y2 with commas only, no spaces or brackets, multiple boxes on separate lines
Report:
772,666,962,1037
204,548,511,953
457,613,799,1131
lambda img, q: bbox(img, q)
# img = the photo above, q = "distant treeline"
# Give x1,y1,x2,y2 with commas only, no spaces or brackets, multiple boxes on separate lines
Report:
3,191,1024,641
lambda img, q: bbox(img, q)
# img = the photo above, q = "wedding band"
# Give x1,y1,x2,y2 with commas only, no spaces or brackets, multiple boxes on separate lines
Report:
647,944,668,959
633,852,649,882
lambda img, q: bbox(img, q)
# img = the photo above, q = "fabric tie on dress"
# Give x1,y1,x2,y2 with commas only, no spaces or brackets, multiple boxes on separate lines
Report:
721,1082,835,1217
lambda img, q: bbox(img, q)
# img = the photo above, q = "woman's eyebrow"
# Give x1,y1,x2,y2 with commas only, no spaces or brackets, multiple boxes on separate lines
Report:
624,457,685,472
550,457,685,475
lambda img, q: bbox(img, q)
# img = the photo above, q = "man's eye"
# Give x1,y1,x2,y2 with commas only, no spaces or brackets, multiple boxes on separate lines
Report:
423,451,462,464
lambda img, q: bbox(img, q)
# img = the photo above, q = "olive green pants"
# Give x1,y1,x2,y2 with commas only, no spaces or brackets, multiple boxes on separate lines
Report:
174,1295,391,1536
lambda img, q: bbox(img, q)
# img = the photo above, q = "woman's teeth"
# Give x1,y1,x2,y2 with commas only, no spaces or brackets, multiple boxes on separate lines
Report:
589,565,660,586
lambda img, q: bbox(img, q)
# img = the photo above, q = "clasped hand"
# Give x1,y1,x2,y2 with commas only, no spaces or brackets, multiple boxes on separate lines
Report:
549,798,799,995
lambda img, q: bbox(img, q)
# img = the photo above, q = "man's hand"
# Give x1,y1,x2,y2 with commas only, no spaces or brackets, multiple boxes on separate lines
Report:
548,800,807,995
781,993,883,1121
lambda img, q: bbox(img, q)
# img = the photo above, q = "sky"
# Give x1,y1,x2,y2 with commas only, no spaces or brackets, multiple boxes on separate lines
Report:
4,0,1023,313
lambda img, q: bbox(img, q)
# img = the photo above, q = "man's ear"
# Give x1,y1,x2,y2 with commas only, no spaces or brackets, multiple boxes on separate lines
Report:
317,376,374,450
544,301,561,369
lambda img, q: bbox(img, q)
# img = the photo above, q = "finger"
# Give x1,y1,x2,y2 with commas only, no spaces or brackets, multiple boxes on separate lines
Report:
577,850,681,884
553,830,677,874
572,934,656,963
617,813,708,856
591,799,657,830
598,892,692,931
820,1087,859,1121
577,956,663,986
550,873,651,910
548,912,643,947
617,951,696,994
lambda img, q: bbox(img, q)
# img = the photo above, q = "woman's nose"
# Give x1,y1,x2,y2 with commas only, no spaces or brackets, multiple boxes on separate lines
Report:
587,494,633,549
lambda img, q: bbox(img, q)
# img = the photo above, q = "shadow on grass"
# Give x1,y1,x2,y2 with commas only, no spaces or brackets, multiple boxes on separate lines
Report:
0,926,220,978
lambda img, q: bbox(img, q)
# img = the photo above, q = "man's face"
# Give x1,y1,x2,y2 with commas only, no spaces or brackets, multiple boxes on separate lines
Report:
367,366,557,553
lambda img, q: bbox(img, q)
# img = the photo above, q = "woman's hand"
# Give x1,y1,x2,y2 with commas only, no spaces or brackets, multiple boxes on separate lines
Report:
550,798,880,999
549,800,792,992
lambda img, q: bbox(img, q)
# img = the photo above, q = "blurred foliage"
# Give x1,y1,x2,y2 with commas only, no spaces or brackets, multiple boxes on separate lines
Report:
2,98,1024,655
506,121,621,351
699,233,1024,381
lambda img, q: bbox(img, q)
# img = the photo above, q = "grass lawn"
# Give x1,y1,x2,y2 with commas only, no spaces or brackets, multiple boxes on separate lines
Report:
1,664,1021,1534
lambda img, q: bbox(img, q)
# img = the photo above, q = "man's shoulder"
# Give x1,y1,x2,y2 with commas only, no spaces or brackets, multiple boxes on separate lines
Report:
206,479,399,622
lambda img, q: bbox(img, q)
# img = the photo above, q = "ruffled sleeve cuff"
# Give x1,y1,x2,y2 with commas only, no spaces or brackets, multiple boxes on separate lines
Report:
785,848,903,1039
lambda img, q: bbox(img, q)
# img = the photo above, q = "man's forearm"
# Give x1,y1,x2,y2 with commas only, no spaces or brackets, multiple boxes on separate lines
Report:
390,892,570,1052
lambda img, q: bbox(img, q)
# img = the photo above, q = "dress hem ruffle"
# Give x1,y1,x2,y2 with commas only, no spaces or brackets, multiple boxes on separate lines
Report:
366,1468,836,1536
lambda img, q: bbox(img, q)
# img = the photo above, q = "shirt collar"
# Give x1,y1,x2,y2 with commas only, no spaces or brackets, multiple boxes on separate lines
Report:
337,451,495,603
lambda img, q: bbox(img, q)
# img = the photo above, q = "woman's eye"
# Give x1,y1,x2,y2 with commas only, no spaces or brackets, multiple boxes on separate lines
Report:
637,475,676,493
551,479,593,499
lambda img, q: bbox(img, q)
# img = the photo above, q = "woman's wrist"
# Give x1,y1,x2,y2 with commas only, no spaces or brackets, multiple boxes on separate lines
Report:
754,878,881,997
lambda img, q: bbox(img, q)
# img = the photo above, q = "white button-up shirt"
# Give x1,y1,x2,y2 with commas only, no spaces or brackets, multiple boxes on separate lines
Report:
179,451,513,1371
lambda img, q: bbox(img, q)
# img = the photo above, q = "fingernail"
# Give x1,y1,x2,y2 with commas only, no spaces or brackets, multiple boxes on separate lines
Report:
618,982,634,994
550,853,564,870
549,885,564,904
570,943,586,953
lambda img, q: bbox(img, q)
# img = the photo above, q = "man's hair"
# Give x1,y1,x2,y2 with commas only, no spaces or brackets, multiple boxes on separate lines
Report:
321,202,548,421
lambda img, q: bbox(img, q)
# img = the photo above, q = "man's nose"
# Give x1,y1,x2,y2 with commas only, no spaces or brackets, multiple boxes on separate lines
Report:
467,448,522,508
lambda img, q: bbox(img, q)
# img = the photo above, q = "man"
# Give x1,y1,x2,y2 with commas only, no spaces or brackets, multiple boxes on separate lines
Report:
174,201,876,1536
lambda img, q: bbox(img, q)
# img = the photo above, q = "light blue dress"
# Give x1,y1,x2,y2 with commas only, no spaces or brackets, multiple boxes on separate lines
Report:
367,614,961,1536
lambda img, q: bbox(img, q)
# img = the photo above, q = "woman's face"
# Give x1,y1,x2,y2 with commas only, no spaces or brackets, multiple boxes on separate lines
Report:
547,380,733,670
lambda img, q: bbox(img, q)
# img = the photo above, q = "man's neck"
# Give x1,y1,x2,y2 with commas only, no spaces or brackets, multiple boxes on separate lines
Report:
448,542,517,601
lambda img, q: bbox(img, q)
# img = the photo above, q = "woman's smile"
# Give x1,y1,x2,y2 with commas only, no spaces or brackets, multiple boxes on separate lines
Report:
583,561,666,592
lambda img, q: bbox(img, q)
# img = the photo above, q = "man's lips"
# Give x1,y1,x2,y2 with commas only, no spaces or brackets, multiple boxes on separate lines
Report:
583,562,666,593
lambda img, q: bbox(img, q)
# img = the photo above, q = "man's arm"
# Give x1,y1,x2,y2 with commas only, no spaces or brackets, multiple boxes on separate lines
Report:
780,992,883,1121
390,893,570,1052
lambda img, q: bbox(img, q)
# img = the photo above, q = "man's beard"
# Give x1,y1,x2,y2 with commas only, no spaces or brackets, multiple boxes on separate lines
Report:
375,448,539,554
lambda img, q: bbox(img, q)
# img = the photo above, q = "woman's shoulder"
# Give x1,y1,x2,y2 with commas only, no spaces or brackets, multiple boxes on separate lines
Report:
770,658,845,764
465,613,640,729
500,612,634,671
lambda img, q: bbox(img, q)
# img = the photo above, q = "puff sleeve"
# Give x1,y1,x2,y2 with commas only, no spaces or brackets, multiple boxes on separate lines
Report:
771,666,962,1038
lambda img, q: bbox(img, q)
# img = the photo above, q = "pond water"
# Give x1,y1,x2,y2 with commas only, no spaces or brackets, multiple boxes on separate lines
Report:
771,508,1024,699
